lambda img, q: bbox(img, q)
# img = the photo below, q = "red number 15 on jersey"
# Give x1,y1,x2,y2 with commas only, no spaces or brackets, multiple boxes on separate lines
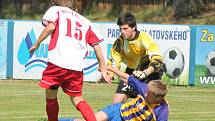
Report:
65,18,83,41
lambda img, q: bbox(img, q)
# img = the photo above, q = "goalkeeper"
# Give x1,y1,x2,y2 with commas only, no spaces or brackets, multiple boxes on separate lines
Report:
107,12,163,104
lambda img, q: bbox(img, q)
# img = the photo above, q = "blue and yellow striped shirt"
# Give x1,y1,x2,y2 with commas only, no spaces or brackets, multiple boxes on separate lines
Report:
120,95,156,121
120,76,169,121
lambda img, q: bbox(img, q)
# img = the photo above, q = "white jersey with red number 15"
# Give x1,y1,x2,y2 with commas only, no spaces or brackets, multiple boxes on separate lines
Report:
42,6,103,71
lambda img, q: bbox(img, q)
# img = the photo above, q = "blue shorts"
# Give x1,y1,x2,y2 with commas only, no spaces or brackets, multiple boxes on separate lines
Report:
101,103,123,121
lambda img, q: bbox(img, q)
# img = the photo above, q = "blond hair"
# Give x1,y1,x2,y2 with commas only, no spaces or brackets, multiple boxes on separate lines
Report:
148,80,168,97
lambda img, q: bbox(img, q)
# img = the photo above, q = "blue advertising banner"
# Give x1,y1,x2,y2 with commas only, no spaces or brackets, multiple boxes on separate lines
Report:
0,20,8,79
191,26,215,86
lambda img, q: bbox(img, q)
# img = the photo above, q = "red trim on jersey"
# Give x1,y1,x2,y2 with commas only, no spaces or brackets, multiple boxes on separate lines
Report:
48,12,60,51
85,26,103,46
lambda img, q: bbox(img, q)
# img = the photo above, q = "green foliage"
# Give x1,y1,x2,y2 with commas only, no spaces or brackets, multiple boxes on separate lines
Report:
139,5,165,22
0,5,17,19
0,2,214,24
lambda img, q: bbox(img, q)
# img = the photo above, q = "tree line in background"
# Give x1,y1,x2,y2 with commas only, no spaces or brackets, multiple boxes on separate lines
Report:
0,0,214,21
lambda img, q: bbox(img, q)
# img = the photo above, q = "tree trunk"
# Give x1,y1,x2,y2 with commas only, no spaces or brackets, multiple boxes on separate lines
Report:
173,0,205,20
108,0,122,17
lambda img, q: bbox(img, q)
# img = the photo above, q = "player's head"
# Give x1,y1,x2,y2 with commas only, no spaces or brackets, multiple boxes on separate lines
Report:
146,80,168,104
117,12,137,40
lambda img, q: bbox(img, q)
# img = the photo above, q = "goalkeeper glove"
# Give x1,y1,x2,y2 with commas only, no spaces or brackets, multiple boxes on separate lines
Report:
133,70,148,80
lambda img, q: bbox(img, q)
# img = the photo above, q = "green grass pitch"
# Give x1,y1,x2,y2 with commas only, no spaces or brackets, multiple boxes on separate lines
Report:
0,80,215,121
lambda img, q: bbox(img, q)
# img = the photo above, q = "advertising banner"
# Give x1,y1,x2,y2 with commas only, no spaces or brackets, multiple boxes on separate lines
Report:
12,21,113,81
0,20,8,79
84,23,119,81
193,26,215,87
13,21,190,85
13,21,49,79
12,21,114,81
138,24,190,85
95,23,190,85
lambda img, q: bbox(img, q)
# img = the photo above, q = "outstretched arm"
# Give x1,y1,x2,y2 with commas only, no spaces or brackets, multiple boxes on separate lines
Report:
106,66,129,83
93,44,112,85
29,22,55,53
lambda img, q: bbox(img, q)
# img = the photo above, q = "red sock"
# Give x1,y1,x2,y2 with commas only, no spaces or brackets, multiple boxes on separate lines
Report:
76,101,96,121
46,98,59,121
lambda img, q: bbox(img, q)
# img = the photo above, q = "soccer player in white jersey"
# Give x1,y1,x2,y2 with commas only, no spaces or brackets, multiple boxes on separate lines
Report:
29,0,111,121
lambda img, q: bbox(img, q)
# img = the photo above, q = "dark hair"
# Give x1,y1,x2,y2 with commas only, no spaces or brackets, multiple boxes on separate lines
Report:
117,12,136,28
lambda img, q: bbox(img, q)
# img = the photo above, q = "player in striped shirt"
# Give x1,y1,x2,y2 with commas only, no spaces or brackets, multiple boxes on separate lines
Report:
73,66,169,121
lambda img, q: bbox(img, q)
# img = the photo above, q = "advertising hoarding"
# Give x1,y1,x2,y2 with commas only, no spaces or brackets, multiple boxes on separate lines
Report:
13,21,190,85
192,26,215,86
0,20,8,79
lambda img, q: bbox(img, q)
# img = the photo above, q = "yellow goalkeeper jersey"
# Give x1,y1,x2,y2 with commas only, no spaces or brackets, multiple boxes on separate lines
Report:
110,31,162,69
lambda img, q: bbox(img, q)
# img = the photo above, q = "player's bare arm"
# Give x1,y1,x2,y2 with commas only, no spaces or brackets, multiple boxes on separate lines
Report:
29,22,55,53
106,66,129,83
93,44,112,85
